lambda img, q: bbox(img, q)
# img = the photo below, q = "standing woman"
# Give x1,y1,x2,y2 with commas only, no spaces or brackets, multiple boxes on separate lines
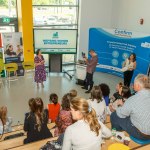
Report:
122,53,136,87
34,49,46,88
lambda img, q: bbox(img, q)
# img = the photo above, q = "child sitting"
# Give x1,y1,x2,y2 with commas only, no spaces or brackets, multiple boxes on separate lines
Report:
47,93,60,122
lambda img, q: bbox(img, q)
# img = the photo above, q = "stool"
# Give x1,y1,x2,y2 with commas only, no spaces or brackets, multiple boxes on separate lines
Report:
108,143,130,150
5,63,18,88
22,61,34,78
130,136,150,145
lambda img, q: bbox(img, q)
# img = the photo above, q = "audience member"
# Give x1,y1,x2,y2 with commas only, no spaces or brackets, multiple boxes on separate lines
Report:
55,93,73,144
47,93,60,122
69,89,77,100
99,83,110,106
62,97,112,150
88,85,106,123
24,97,52,144
110,82,123,102
109,86,131,113
111,74,150,140
0,106,12,134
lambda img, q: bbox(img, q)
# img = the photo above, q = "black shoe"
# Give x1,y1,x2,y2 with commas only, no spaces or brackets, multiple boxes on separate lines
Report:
81,86,86,89
85,90,91,93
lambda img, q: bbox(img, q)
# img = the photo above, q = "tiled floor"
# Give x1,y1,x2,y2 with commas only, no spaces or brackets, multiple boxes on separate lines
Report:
0,71,122,125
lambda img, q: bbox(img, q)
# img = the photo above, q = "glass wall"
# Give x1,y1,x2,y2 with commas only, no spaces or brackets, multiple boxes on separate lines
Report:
32,0,79,65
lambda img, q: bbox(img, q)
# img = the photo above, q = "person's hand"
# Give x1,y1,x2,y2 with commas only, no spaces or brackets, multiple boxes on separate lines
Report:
109,103,115,112
117,99,124,106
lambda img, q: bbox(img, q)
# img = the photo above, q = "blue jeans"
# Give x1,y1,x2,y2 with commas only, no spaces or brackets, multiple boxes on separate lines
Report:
110,112,150,140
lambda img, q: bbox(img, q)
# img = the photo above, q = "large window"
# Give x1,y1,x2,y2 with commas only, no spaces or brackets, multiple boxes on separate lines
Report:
0,0,17,17
33,0,79,65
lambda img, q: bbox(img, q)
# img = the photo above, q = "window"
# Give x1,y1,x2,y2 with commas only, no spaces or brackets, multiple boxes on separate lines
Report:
33,0,79,65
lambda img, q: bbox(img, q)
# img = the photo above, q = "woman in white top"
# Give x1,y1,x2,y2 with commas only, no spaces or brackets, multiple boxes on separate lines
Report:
88,85,106,123
62,97,112,150
0,106,12,134
122,53,136,87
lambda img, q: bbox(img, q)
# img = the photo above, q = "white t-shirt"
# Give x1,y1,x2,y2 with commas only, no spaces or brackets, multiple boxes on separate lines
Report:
88,98,106,123
62,120,112,150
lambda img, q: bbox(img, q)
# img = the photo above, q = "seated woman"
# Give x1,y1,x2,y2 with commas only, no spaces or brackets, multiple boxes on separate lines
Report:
47,93,61,122
110,82,123,103
62,97,112,150
24,97,53,144
88,85,106,123
55,93,73,144
109,86,131,113
0,106,12,134
99,83,110,106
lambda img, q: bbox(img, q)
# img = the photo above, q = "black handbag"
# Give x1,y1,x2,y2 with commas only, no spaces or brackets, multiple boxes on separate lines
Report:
40,141,62,150
4,132,24,140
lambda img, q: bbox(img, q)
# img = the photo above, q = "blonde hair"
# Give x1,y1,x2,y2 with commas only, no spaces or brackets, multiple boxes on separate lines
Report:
69,89,77,98
0,106,7,125
134,74,150,89
70,97,101,136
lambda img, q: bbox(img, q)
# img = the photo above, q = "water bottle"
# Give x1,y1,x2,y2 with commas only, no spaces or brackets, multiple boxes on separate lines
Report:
112,128,117,137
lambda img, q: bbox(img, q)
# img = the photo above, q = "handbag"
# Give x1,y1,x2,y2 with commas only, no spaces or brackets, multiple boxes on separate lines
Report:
40,141,62,150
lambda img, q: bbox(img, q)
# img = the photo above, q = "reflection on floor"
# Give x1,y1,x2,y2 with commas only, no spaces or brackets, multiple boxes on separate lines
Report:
0,71,122,125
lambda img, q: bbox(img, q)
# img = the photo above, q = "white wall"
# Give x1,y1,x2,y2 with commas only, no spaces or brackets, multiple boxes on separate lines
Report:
112,0,150,33
78,0,113,59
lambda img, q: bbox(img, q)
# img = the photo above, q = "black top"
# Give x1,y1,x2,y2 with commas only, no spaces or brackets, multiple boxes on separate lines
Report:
24,109,52,144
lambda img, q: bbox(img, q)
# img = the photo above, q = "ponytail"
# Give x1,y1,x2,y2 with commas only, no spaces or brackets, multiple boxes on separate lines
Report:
84,107,101,136
71,97,101,136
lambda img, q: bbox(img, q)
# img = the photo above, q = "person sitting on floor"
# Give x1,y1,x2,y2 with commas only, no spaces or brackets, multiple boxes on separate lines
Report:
99,83,110,106
62,97,111,150
55,93,73,144
24,97,52,144
109,86,131,113
111,74,150,140
47,93,60,122
0,106,12,134
88,85,106,123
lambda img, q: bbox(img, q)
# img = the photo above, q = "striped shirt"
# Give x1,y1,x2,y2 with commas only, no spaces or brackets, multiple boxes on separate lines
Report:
116,89,150,135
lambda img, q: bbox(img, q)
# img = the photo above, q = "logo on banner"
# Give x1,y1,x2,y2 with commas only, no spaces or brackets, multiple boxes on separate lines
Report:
53,32,59,38
114,29,132,38
141,42,150,48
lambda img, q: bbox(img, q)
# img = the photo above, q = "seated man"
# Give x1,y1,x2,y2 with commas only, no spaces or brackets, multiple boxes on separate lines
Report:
111,74,150,140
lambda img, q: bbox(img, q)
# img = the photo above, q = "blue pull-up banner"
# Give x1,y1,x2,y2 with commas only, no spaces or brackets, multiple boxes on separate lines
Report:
89,28,150,81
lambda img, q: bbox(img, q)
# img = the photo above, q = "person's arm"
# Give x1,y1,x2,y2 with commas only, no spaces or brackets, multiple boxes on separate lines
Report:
34,57,41,67
116,98,133,118
99,121,112,138
24,113,30,132
62,127,72,150
84,56,98,66
133,61,136,70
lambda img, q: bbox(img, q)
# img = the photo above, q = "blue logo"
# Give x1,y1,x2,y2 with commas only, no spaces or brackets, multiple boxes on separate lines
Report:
112,51,119,58
111,59,118,66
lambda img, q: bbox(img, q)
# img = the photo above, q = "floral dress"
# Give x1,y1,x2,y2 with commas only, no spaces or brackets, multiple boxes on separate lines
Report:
34,55,46,83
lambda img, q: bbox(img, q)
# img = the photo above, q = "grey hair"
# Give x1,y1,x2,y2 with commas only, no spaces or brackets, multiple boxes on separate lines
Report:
134,74,150,89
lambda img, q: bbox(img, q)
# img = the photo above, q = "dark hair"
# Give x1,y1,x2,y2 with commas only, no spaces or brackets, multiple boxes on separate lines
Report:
90,86,103,103
61,93,71,111
128,53,136,62
99,83,110,96
28,98,34,111
49,93,58,105
89,49,95,53
36,49,41,55
121,86,131,99
32,97,44,131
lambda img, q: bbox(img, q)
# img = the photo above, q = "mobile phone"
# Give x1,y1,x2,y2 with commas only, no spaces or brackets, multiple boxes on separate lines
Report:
82,52,85,58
